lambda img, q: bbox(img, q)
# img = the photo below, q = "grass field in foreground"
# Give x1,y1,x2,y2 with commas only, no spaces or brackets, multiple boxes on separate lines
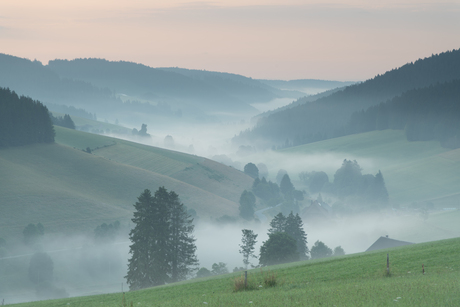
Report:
11,237,460,307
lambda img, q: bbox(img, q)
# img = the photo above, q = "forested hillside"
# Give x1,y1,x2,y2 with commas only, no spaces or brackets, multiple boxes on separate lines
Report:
0,88,54,147
345,79,460,148
157,67,301,101
235,49,460,148
0,54,118,111
48,59,278,112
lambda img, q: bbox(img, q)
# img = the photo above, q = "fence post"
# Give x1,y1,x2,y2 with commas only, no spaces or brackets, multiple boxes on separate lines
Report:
387,253,390,275
244,270,248,288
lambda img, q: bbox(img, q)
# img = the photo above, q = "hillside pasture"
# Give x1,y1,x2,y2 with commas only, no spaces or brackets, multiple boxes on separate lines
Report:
0,142,241,238
10,237,460,306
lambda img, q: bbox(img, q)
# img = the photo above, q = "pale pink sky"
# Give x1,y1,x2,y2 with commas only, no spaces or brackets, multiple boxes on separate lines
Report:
1,0,459,80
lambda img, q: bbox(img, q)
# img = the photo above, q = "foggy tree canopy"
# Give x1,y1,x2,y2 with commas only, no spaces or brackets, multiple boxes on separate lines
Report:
238,190,256,221
259,232,299,266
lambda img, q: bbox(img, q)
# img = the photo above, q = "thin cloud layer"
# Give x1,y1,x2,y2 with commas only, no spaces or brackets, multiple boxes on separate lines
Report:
1,1,459,80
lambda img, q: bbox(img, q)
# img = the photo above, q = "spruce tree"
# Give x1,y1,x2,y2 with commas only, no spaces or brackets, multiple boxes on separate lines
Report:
168,190,199,282
126,187,198,290
268,212,309,260
126,189,162,290
268,212,286,234
285,213,309,260
238,190,256,220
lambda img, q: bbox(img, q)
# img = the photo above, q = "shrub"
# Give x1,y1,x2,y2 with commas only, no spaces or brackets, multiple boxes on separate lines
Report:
263,270,277,287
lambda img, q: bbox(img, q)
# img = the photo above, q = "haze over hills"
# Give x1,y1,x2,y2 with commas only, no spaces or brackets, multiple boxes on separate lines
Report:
235,49,460,148
0,126,254,238
2,47,460,305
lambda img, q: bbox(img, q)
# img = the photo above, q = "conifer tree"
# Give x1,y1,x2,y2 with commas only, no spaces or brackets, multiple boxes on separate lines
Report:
268,212,286,234
238,190,256,220
169,191,199,282
267,212,309,259
285,213,309,260
126,187,198,290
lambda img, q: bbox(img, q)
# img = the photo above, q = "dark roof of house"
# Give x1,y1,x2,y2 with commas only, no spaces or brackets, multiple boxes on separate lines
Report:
301,200,330,221
366,236,414,252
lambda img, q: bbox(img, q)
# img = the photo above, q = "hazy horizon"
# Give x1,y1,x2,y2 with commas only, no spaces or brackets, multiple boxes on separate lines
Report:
1,1,459,81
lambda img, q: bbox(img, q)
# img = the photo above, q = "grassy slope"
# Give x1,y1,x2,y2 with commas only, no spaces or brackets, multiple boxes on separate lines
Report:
12,237,460,306
55,127,253,204
0,127,252,238
281,129,460,206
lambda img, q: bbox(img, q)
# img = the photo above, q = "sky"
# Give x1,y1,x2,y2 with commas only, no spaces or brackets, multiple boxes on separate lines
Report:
1,0,459,81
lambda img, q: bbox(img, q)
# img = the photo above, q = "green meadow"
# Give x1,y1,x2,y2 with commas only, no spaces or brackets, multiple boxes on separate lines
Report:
0,126,252,238
281,129,460,207
10,237,460,307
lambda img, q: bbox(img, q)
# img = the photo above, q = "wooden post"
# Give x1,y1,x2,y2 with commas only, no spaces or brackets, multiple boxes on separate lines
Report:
244,271,248,288
422,264,425,274
387,253,390,275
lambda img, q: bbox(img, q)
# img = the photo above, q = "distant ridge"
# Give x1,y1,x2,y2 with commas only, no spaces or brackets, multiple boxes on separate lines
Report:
234,49,460,148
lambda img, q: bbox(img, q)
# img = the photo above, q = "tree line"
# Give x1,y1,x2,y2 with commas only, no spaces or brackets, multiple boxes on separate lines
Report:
0,87,55,147
344,79,460,149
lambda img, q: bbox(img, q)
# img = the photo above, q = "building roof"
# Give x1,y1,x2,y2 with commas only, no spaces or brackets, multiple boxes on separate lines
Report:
366,236,414,252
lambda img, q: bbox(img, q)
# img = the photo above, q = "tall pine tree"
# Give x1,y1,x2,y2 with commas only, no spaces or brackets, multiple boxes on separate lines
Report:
168,190,199,282
285,213,309,260
126,187,198,290
267,212,309,259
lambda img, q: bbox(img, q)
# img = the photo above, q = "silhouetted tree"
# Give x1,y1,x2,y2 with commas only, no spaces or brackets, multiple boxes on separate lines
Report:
239,229,258,269
285,213,309,260
259,232,298,266
29,252,53,284
310,240,332,259
23,223,44,246
196,267,212,278
280,174,295,198
333,160,363,198
126,187,198,290
268,213,287,234
94,221,120,243
211,262,229,275
244,163,259,179
238,190,256,220
333,246,345,256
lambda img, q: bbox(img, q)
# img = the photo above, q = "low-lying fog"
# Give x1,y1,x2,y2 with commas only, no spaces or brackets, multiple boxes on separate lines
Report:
2,210,447,304
4,96,455,305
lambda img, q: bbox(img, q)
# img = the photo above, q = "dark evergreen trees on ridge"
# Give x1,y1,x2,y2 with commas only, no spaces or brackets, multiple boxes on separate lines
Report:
0,87,55,147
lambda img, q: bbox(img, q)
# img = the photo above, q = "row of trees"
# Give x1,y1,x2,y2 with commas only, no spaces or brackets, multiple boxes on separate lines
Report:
0,87,55,147
49,113,75,130
239,212,344,268
240,163,305,220
345,79,460,149
299,159,389,209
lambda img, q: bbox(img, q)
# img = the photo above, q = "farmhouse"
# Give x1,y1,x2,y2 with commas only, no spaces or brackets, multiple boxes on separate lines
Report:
366,235,414,252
